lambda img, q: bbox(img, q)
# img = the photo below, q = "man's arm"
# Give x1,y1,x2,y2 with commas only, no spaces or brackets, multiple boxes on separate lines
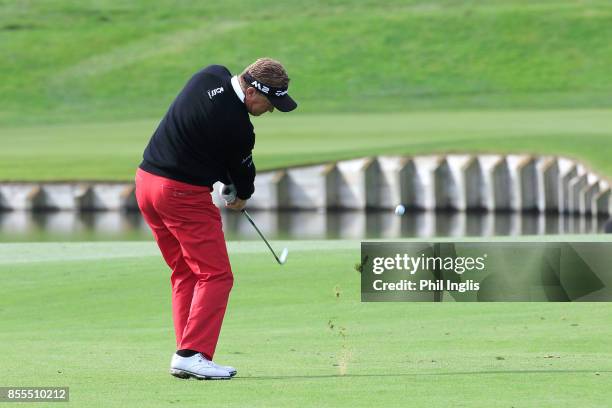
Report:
226,130,256,201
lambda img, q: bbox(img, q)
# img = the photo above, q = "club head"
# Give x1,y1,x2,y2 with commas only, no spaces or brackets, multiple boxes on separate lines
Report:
278,248,289,265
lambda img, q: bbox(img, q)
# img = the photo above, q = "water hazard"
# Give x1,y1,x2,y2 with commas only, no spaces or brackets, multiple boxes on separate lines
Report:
0,210,609,242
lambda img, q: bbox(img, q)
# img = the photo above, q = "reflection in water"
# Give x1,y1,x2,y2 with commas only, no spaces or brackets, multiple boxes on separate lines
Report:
0,210,609,242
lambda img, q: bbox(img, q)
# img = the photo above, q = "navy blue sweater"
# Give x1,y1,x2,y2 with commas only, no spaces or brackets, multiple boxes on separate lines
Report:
140,65,255,199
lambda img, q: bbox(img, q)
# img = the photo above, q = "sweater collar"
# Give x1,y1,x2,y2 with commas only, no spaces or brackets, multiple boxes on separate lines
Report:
231,75,245,104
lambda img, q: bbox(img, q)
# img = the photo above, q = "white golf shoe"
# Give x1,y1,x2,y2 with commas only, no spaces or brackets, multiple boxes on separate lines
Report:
212,361,237,377
169,353,234,380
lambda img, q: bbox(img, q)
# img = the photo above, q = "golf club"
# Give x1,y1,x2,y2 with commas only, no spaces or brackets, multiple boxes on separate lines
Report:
241,209,288,265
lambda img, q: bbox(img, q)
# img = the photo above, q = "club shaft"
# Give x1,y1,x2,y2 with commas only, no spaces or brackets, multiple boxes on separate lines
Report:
241,210,282,264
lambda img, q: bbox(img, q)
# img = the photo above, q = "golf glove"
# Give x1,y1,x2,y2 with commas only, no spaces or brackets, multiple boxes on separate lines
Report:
220,183,237,204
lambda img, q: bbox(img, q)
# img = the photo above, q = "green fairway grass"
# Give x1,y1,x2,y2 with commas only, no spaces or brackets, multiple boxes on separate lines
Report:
2,1,612,126
1,239,611,407
1,110,612,181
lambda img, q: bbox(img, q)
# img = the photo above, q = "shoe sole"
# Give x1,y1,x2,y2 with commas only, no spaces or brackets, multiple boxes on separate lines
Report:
169,368,232,380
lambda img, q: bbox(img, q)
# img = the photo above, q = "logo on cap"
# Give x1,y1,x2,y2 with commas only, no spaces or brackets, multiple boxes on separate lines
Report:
250,80,270,95
244,72,288,98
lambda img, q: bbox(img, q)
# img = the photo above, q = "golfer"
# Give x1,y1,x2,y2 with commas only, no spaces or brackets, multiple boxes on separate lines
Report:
135,58,297,380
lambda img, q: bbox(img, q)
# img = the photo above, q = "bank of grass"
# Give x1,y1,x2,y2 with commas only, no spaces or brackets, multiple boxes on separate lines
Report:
1,110,611,181
1,1,612,126
0,239,611,407
3,1,612,181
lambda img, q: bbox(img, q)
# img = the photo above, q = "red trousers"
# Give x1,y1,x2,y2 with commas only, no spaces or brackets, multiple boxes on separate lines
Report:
135,168,233,360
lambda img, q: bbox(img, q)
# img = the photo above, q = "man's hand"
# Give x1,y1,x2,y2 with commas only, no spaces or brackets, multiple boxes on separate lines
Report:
225,198,247,211
220,183,245,210
221,183,237,204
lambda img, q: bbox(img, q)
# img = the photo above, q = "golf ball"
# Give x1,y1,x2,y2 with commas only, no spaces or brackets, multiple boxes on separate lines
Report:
395,204,405,216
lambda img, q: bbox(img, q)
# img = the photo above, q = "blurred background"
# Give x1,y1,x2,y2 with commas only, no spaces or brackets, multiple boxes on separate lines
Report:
1,0,611,241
